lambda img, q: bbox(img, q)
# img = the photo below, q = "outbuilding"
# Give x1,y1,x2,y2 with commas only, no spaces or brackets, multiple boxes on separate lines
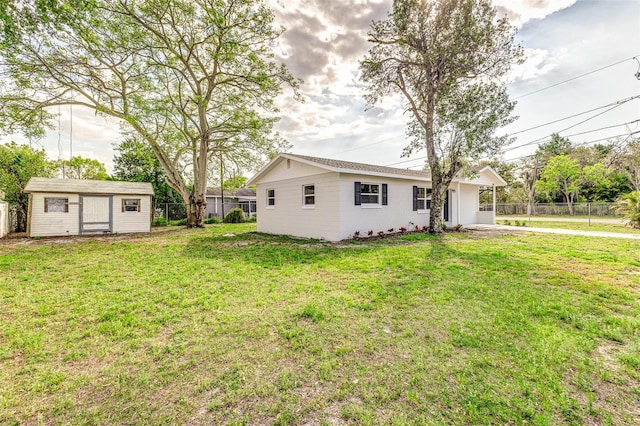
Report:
24,178,155,237
247,153,506,241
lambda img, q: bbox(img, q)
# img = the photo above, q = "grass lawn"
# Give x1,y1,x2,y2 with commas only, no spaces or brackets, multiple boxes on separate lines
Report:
498,220,640,235
1,225,639,425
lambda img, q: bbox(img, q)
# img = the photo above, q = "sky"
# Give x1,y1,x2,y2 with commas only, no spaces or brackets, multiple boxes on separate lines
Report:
6,0,640,175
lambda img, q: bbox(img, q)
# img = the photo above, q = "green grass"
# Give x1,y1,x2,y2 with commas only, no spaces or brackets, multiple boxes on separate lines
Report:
504,220,640,234
1,224,639,425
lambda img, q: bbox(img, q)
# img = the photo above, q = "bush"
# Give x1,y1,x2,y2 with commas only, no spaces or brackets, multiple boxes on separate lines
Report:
246,215,257,223
615,191,640,228
152,217,168,227
170,218,187,226
204,217,221,224
224,208,245,223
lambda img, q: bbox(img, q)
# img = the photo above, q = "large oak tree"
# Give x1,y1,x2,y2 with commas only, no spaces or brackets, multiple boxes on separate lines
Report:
0,0,297,227
360,0,522,232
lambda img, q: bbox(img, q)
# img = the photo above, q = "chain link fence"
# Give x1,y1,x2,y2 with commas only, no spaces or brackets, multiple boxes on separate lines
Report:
154,202,256,225
483,202,620,217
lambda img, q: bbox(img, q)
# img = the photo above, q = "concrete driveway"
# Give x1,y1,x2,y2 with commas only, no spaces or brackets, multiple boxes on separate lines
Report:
466,224,640,240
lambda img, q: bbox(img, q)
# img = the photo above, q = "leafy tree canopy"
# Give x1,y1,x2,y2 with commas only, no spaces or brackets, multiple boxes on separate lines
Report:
112,137,183,205
55,156,109,180
0,142,55,231
0,0,298,227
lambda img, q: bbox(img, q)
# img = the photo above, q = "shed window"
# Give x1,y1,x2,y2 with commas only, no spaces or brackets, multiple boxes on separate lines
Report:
266,189,275,207
302,184,315,206
44,197,68,213
413,187,432,211
122,198,141,212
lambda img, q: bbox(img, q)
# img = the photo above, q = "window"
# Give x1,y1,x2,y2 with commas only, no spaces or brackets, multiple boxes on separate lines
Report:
122,198,141,212
354,182,387,206
44,197,68,213
413,187,432,211
302,184,315,206
266,189,275,207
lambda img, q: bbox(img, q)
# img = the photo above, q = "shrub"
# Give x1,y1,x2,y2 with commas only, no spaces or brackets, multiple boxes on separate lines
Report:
367,230,374,236
170,218,187,226
353,231,360,239
421,225,428,232
453,224,463,232
441,223,447,231
224,208,245,223
615,191,640,228
387,228,395,233
246,215,257,223
377,231,385,237
204,217,221,224
399,227,407,233
152,217,168,227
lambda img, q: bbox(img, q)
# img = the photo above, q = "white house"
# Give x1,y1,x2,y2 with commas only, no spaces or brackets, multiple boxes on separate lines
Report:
24,178,155,237
247,153,506,241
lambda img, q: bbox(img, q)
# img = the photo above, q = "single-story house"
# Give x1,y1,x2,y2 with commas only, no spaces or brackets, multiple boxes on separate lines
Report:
247,153,506,241
24,177,154,237
205,187,256,218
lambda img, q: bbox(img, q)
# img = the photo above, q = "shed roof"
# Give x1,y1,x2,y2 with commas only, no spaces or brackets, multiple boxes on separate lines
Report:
24,178,155,195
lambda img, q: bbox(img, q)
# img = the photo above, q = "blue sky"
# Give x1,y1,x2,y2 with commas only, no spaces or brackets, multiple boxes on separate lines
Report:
6,0,640,176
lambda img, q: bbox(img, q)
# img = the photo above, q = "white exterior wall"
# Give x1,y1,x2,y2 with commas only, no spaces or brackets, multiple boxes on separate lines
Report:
30,193,81,237
112,195,152,234
29,193,152,237
255,160,341,241
338,174,437,241
0,201,9,238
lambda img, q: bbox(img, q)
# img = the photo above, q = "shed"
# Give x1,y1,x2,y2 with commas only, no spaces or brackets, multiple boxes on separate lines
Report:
247,153,506,241
24,178,155,237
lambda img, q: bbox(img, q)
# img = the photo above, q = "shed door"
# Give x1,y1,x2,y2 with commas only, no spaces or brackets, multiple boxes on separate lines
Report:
80,196,112,234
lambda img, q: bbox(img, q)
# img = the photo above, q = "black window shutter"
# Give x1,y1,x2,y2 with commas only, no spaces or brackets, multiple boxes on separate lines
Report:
382,184,388,206
354,182,361,205
412,186,418,211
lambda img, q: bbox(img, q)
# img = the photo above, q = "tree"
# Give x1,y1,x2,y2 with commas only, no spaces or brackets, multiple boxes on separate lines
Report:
360,0,522,232
56,156,109,180
535,155,582,215
615,191,640,229
112,137,183,205
222,176,248,192
0,142,54,232
0,0,296,228
619,138,640,191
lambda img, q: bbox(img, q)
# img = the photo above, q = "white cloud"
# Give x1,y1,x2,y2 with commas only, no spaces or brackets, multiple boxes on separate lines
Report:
493,0,578,27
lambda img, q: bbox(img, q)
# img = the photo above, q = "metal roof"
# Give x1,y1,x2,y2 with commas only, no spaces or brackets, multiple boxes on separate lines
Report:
24,178,155,195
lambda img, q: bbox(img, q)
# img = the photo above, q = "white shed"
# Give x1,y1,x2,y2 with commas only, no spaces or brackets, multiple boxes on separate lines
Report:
247,153,506,241
24,178,155,237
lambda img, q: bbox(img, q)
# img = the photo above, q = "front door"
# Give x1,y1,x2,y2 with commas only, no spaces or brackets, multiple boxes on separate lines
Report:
80,196,112,234
443,190,450,222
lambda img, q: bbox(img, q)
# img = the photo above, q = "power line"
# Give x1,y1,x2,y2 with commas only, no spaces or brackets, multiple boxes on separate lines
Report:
511,55,639,100
506,95,640,136
503,103,636,153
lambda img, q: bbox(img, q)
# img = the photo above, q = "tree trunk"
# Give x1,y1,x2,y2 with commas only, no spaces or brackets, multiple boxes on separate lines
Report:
429,179,445,233
186,192,207,228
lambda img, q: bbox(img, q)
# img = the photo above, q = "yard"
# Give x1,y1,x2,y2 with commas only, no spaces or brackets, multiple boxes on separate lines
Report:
1,225,639,425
